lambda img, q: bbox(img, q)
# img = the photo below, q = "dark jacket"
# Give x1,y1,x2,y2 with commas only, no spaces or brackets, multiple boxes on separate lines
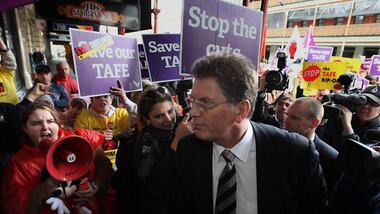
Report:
171,122,327,214
314,135,340,197
345,115,380,146
115,125,176,214
251,91,281,128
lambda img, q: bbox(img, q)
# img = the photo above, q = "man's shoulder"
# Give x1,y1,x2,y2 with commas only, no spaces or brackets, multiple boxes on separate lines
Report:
178,134,212,150
252,121,311,149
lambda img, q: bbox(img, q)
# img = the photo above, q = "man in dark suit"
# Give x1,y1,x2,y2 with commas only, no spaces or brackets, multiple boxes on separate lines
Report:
171,53,327,214
283,97,339,197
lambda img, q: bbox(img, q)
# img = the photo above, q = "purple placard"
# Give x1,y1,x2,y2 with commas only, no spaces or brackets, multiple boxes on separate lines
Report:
307,46,333,62
70,29,141,97
351,75,369,91
181,0,262,74
0,0,34,12
138,44,151,79
142,34,182,83
370,55,380,76
361,58,372,71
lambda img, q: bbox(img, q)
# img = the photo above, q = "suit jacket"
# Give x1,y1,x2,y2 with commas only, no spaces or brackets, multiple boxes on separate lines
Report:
171,122,327,214
314,135,340,195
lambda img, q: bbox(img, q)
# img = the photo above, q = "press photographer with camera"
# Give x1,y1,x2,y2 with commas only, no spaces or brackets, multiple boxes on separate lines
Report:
339,85,380,147
251,51,294,128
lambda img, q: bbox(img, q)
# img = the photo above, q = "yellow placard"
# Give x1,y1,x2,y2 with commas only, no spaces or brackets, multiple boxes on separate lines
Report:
330,56,362,74
104,149,118,167
301,61,348,90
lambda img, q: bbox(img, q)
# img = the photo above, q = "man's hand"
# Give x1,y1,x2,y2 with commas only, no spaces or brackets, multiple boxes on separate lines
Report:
110,80,129,107
25,83,51,102
338,105,354,136
73,179,98,206
103,128,113,141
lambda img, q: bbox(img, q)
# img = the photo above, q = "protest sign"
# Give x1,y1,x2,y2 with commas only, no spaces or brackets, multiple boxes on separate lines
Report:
142,34,182,83
330,56,362,74
307,46,333,62
361,57,372,72
370,55,380,76
301,61,347,90
181,0,262,74
138,44,151,79
70,29,141,97
351,75,369,91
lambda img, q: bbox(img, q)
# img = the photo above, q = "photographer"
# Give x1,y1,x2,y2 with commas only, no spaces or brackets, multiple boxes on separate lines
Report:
339,85,380,147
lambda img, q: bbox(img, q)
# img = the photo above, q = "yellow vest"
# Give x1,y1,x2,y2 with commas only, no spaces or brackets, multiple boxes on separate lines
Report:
74,107,130,135
0,69,19,104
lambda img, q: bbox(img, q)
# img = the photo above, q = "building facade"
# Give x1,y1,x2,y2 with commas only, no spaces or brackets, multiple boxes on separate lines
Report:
250,0,380,61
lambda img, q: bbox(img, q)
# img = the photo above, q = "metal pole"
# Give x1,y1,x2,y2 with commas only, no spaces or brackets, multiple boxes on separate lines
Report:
152,0,160,33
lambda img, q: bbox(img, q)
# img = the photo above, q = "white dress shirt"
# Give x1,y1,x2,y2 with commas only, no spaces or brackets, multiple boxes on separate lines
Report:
212,122,257,214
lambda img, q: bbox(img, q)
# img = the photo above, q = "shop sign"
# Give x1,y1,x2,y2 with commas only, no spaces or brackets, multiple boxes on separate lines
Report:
52,22,94,32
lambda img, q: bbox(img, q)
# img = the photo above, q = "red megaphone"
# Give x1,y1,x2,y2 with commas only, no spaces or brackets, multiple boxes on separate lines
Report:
45,136,93,182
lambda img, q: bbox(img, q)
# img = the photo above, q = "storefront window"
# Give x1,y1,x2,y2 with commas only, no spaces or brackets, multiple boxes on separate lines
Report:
342,47,355,58
354,15,364,24
267,12,286,29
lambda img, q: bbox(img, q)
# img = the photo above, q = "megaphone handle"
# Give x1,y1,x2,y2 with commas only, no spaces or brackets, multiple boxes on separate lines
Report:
60,181,75,211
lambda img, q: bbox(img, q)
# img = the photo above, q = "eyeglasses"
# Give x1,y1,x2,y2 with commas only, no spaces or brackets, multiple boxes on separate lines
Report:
186,96,230,113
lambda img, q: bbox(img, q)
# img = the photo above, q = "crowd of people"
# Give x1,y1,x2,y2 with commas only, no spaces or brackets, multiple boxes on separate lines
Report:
0,35,380,214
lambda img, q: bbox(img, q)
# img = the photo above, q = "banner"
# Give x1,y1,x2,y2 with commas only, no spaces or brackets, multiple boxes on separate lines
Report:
138,44,151,79
301,61,348,90
142,34,182,83
70,29,141,97
370,55,380,76
330,56,362,74
307,46,333,62
181,0,262,74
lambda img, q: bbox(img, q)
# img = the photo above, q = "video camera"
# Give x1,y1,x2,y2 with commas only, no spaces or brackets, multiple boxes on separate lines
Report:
322,72,367,121
265,51,288,92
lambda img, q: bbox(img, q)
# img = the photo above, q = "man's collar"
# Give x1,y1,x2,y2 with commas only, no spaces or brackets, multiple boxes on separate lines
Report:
213,121,254,163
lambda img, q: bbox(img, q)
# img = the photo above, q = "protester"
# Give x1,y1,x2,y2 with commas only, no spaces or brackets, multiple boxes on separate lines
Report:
1,103,113,214
34,64,69,111
0,83,48,174
171,53,327,214
75,81,137,149
0,37,18,104
53,61,79,97
60,97,91,130
115,87,192,214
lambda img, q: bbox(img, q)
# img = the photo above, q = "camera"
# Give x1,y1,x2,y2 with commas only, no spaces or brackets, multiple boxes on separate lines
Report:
322,93,367,122
265,51,288,92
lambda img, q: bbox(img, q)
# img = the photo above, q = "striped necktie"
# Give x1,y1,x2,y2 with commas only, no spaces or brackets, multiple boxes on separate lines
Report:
215,149,236,214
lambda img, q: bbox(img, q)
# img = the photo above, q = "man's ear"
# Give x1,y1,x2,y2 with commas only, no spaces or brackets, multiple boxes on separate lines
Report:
311,118,320,129
32,72,37,80
235,100,251,123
